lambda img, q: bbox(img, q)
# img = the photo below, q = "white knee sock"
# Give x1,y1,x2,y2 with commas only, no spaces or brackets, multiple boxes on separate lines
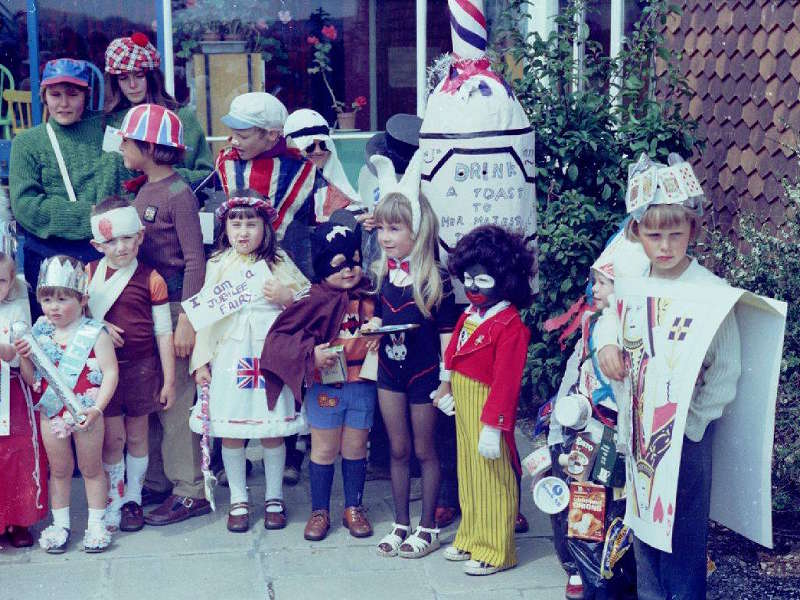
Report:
125,453,149,505
263,443,286,511
52,506,70,530
87,508,105,529
103,460,125,511
221,446,248,511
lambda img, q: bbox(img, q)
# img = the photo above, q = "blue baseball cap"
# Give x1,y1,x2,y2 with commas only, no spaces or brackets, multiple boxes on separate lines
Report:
41,59,91,88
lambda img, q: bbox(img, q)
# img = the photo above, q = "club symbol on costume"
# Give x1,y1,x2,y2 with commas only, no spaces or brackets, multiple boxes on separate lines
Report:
236,357,265,389
386,332,407,361
667,317,692,341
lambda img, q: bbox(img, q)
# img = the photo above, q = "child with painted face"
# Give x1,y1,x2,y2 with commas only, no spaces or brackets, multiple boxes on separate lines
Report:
261,221,377,541
14,256,119,554
85,197,175,533
367,152,460,559
190,190,308,533
440,225,536,576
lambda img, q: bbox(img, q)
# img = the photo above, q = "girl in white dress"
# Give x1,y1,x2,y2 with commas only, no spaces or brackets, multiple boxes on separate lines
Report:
190,190,308,533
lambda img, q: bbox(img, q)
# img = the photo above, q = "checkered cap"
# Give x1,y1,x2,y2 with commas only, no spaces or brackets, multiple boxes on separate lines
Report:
105,32,161,74
120,104,185,150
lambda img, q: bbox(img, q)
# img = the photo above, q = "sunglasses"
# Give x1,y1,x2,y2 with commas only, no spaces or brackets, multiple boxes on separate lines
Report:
304,140,328,154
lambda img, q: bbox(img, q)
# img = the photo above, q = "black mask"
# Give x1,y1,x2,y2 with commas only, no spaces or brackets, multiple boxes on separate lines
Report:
312,222,362,280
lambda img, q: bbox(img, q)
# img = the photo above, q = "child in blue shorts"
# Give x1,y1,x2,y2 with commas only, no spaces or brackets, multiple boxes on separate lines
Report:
262,221,376,541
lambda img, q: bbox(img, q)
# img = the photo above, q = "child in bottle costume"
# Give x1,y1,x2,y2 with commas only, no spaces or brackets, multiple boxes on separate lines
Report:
439,225,536,575
190,191,309,533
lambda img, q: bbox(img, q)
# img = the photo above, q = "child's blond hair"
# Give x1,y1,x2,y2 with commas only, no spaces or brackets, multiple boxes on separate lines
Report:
0,252,26,303
372,192,443,318
625,204,700,243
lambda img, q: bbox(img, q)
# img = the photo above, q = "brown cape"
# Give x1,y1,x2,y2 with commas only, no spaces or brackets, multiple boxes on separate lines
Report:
261,278,372,409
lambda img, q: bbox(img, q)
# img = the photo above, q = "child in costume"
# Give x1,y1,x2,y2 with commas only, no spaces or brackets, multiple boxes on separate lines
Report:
438,225,535,576
85,197,175,533
215,93,340,277
544,231,646,599
14,255,119,553
117,104,210,525
190,191,309,533
596,154,741,600
367,152,459,559
0,253,48,548
261,222,376,541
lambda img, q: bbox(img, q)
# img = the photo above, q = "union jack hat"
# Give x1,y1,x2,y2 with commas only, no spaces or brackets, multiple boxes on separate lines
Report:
105,32,161,74
120,104,186,150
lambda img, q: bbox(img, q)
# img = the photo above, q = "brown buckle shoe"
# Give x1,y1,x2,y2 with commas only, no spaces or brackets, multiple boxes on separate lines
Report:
342,506,373,538
119,501,145,532
264,499,287,530
303,509,330,541
227,502,250,533
144,495,212,526
435,506,460,529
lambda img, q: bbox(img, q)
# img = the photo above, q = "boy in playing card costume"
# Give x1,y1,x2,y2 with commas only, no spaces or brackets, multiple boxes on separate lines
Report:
438,225,536,576
261,221,376,542
596,153,741,600
86,197,175,533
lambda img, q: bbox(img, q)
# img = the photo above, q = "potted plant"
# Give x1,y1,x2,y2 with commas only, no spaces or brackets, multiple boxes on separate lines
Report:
306,23,367,129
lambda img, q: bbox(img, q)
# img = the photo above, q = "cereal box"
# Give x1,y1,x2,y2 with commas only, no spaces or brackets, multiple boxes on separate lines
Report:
567,482,607,542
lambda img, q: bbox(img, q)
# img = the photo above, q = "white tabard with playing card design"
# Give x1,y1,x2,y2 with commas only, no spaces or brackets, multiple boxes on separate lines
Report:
613,277,785,551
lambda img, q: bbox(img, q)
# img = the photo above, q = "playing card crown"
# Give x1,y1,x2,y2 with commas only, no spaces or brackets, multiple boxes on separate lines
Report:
624,152,705,221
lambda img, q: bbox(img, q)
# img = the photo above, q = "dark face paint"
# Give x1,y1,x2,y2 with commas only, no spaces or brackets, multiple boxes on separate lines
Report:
463,263,501,311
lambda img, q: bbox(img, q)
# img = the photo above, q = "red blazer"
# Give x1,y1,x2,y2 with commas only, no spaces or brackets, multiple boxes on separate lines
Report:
444,305,530,470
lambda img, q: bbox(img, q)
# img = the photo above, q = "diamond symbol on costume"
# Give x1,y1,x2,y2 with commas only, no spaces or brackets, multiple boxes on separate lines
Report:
325,225,349,241
668,316,692,341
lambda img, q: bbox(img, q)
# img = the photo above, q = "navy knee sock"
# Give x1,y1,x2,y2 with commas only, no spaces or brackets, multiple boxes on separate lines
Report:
309,461,335,512
341,457,367,508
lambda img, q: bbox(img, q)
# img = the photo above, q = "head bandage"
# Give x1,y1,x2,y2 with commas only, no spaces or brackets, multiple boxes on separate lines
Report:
91,207,144,243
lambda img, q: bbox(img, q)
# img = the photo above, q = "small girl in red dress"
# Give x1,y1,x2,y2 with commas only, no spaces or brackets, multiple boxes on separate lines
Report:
0,253,47,548
14,255,119,553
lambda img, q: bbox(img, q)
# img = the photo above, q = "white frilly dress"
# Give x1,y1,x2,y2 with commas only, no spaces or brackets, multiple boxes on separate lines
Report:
189,249,309,439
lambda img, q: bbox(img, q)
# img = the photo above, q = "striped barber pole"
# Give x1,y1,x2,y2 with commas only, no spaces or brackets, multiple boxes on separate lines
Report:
120,104,186,150
448,0,487,59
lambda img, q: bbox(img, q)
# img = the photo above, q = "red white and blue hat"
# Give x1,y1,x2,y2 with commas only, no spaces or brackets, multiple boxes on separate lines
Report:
41,59,91,88
119,104,186,150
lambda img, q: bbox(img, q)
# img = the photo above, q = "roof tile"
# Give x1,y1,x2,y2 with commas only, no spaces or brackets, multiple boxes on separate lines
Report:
778,78,800,107
766,29,785,56
751,29,768,56
747,174,765,198
775,51,793,82
759,52,777,80
785,28,800,56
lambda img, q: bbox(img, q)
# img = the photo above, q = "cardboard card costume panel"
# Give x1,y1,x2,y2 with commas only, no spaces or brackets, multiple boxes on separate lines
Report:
614,277,785,552
419,0,536,252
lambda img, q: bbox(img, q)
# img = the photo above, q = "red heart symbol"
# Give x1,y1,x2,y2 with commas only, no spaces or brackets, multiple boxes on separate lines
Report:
653,497,664,523
667,503,674,516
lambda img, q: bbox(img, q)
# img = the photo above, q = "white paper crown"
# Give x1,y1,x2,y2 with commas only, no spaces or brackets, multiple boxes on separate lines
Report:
370,149,424,235
37,256,88,295
625,153,705,222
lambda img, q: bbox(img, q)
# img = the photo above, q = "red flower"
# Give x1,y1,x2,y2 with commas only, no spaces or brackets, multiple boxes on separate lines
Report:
307,35,319,45
321,24,337,40
354,96,367,108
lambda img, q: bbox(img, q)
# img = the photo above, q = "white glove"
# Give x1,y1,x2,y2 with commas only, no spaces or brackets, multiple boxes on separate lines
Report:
433,392,455,416
477,425,502,460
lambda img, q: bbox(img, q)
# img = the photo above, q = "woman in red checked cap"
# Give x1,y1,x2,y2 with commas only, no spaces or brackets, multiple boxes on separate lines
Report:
103,33,213,189
9,58,114,315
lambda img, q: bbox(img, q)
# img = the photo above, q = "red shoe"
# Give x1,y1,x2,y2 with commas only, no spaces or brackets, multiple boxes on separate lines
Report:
515,512,529,534
435,506,460,528
565,573,584,600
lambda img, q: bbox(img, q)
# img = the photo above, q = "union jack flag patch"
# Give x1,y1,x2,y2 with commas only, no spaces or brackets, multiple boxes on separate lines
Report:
236,357,265,389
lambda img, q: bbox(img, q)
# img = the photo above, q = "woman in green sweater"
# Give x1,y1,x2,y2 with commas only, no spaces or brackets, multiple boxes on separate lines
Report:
9,58,111,310
103,33,213,190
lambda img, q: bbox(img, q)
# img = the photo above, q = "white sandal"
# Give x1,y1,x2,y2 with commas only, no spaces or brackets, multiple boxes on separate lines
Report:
463,559,510,576
397,525,440,558
376,522,410,557
39,525,70,554
83,524,112,553
443,545,471,561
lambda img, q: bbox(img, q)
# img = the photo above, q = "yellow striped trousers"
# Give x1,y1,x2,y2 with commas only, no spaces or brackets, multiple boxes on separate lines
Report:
452,372,518,568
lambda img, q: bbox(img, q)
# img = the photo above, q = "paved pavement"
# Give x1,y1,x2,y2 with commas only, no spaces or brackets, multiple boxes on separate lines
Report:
0,431,565,600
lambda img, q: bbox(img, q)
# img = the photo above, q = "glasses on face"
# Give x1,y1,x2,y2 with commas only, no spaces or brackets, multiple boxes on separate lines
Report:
304,140,328,154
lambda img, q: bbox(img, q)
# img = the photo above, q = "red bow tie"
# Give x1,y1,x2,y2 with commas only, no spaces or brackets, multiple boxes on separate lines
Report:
388,258,410,273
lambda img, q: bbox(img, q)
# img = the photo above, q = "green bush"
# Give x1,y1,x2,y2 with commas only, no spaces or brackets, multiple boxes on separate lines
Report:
491,0,702,407
699,194,800,511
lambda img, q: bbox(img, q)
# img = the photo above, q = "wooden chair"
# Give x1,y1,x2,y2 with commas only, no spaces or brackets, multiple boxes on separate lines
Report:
0,64,14,139
2,90,33,136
